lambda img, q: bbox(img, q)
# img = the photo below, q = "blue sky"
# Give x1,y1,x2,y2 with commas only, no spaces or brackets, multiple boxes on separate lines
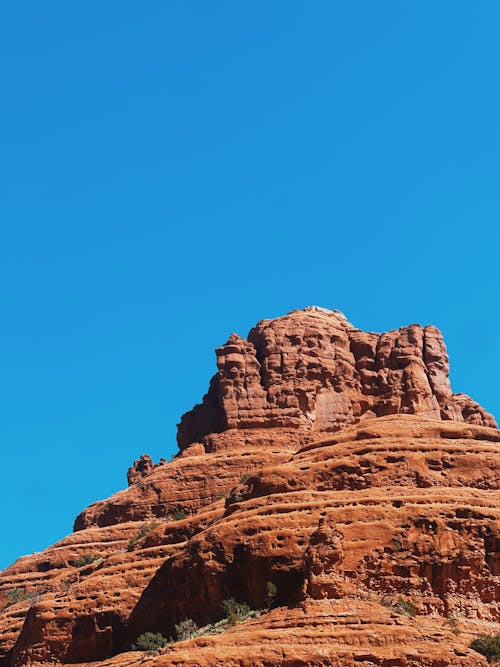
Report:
0,1,499,570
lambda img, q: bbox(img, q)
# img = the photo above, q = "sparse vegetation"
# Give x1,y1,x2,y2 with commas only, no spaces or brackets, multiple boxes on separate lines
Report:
73,554,99,568
221,598,252,625
470,634,500,663
7,588,26,604
265,581,277,610
392,597,417,617
4,588,40,609
446,617,460,635
174,618,199,641
239,473,252,483
131,594,269,651
233,494,244,503
128,521,159,550
170,510,187,521
131,632,171,653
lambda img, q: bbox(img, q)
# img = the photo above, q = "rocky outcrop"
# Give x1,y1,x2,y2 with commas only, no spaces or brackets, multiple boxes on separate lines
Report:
303,515,346,600
4,415,497,667
124,417,499,637
74,430,305,530
178,307,496,448
0,308,498,667
127,455,155,485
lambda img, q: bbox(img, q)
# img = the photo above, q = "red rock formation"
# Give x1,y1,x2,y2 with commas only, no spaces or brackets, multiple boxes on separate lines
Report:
74,430,305,530
127,455,155,486
77,599,490,666
178,307,496,448
303,515,346,600
0,308,498,667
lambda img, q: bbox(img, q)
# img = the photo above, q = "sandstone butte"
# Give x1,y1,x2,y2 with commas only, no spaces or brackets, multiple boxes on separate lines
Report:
1,306,499,667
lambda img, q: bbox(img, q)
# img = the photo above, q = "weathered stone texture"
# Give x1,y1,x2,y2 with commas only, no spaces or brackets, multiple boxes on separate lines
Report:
178,307,496,448
1,308,498,667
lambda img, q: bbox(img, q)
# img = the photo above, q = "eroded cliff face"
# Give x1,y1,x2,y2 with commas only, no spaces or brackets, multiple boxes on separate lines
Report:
0,308,498,667
177,307,496,448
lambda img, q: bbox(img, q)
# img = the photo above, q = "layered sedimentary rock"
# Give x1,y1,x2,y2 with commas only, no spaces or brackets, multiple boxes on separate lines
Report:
178,307,495,448
0,308,498,667
74,430,306,530
76,599,490,667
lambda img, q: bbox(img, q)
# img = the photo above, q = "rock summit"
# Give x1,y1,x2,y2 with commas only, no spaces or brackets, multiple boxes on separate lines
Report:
0,308,498,667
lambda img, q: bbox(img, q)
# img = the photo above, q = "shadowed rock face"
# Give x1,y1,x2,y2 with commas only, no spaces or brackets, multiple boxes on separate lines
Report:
0,308,498,667
177,307,496,448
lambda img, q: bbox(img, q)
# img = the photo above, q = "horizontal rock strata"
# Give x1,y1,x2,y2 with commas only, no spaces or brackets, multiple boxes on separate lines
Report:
1,308,498,667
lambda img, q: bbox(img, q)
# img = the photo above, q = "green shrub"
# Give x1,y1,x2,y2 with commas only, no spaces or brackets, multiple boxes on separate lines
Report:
392,597,417,617
175,618,198,641
221,598,251,625
131,632,170,653
470,634,500,663
5,588,27,606
265,581,277,610
7,588,25,602
73,554,99,568
170,510,187,521
239,473,252,483
128,521,159,550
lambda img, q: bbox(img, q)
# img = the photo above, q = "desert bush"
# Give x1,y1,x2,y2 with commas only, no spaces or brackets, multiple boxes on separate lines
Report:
446,617,460,635
7,588,26,603
170,510,187,521
392,597,417,617
239,473,252,483
131,632,170,652
175,618,199,641
470,634,500,663
4,588,28,608
221,598,251,625
265,581,277,610
73,554,99,567
128,521,159,550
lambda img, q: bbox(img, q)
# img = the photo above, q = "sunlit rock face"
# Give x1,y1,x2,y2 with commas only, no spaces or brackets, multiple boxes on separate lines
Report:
1,308,498,667
178,307,496,448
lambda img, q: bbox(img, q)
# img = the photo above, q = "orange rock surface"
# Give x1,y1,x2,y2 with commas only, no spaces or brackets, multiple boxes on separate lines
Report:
0,308,498,667
178,307,496,448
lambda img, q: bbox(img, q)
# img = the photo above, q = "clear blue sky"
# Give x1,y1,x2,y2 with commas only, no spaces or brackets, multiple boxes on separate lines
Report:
0,2,498,570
